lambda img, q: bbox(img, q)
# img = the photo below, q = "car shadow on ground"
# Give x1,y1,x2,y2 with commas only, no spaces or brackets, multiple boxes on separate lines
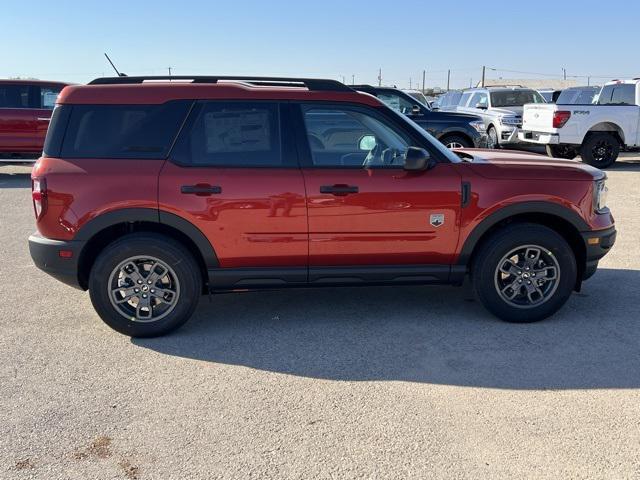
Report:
0,171,31,189
133,268,640,390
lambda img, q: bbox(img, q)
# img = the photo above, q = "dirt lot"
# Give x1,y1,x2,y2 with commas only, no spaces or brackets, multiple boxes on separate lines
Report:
1,154,639,479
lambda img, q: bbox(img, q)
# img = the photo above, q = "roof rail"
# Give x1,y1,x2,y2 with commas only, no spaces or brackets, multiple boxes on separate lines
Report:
88,76,353,92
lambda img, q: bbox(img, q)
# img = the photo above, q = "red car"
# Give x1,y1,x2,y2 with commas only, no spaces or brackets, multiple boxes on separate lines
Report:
29,76,616,336
0,79,69,160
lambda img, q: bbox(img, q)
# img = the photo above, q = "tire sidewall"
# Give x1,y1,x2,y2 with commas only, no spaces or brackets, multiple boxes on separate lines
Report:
487,127,499,149
89,234,202,337
473,225,577,323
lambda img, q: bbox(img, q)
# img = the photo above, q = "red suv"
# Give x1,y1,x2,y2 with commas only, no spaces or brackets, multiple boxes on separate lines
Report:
29,76,616,337
0,79,69,160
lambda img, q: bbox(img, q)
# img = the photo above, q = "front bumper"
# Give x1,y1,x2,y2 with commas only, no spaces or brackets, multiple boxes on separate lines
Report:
29,233,85,289
518,130,560,145
496,126,523,145
580,226,616,280
473,132,490,148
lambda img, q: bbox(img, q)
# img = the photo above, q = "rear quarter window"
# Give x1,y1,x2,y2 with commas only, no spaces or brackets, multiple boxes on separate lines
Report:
59,101,191,159
598,84,637,106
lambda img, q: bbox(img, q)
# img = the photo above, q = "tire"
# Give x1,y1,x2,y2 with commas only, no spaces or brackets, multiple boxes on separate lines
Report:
487,126,499,149
89,233,202,337
580,132,619,168
545,144,578,159
440,134,472,149
472,223,577,323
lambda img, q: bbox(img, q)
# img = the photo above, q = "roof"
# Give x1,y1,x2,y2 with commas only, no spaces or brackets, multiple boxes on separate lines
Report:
0,79,70,86
58,76,383,106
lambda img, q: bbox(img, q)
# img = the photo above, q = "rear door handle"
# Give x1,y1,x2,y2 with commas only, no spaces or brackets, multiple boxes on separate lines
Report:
320,184,359,196
180,184,222,196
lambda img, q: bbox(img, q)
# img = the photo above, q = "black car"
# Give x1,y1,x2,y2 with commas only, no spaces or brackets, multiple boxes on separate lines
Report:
353,85,488,149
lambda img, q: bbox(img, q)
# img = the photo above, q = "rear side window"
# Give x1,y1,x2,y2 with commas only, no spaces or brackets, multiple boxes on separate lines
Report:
171,101,282,167
0,84,31,108
40,86,62,109
598,84,636,106
60,101,191,159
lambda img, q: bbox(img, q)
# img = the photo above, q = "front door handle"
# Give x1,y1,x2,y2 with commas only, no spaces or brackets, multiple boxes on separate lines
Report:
320,184,359,196
181,184,222,196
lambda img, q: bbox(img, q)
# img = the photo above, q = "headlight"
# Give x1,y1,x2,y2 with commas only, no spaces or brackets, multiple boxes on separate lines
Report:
594,179,608,212
469,120,486,132
500,116,521,126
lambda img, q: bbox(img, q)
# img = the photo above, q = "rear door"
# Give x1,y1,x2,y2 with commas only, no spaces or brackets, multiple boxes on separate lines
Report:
295,102,462,268
159,101,308,272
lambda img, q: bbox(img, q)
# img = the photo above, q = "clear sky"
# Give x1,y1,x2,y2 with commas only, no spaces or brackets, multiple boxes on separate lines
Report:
4,0,639,89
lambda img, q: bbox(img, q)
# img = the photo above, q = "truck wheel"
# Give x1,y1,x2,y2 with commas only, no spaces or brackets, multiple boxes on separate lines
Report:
487,127,499,148
441,134,472,149
580,133,619,168
545,144,577,159
472,223,577,323
89,233,202,337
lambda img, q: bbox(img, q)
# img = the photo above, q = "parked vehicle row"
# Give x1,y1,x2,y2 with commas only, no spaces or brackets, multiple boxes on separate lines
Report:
0,80,69,160
519,79,640,167
29,76,615,336
353,85,489,148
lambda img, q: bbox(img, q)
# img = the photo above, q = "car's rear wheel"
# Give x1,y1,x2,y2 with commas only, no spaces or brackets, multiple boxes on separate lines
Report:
89,233,202,337
545,144,578,159
441,134,472,149
472,223,577,323
580,132,619,168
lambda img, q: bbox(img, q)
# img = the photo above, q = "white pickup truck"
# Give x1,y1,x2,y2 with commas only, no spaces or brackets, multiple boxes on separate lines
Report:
518,79,640,168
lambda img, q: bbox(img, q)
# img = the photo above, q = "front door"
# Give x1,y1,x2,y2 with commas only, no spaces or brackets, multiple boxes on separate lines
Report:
159,101,308,271
296,103,462,267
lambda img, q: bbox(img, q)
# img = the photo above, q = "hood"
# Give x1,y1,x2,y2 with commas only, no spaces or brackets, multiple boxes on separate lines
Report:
490,106,523,117
456,148,605,181
431,111,484,123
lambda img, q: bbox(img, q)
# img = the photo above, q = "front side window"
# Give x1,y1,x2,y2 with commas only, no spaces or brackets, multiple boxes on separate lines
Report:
60,101,191,159
302,105,410,168
598,84,636,106
40,86,62,109
172,101,282,166
0,85,31,108
490,89,545,107
376,92,416,115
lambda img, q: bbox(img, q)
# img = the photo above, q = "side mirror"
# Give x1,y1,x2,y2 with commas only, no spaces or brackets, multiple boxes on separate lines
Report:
404,147,431,171
410,105,422,115
359,135,376,151
475,103,488,110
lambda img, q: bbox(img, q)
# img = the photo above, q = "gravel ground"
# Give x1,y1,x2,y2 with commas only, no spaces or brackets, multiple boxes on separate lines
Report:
1,154,639,479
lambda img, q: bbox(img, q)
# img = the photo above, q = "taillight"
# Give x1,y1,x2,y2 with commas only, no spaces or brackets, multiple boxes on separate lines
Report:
32,177,47,219
553,111,571,128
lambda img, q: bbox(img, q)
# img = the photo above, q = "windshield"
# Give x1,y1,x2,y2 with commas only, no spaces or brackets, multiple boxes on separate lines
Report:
490,90,545,107
386,108,461,163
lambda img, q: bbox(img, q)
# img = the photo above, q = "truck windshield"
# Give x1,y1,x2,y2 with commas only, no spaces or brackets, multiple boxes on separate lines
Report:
490,90,545,107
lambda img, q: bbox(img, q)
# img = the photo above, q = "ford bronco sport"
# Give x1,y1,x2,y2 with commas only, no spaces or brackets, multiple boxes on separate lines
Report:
29,76,616,337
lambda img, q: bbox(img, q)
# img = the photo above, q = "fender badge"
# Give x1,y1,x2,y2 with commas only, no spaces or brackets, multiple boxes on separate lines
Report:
430,213,444,227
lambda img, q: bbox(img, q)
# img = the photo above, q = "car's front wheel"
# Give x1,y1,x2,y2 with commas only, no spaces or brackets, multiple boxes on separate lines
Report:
472,223,577,323
441,134,472,149
89,233,202,337
487,126,499,149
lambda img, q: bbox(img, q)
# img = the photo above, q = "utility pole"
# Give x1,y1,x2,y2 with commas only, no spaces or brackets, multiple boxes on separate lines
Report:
447,69,450,91
422,69,426,92
481,65,486,87
470,78,473,88
409,78,412,89
168,67,172,76
378,68,382,87
562,68,566,80
587,76,591,86
352,74,355,85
